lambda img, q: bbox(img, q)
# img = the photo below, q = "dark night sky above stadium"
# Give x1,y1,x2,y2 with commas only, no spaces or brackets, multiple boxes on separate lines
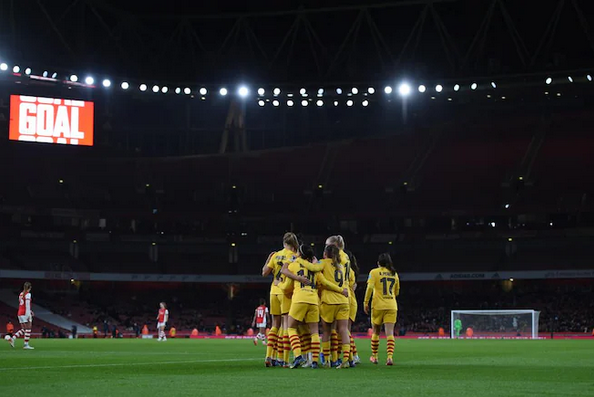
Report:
2,0,594,83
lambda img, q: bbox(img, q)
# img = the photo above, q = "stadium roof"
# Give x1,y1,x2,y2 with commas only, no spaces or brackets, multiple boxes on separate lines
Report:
2,0,594,84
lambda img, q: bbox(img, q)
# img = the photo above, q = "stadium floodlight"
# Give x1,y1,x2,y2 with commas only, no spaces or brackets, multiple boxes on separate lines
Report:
336,88,343,95
398,83,412,97
13,65,20,73
24,67,32,75
504,203,510,209
273,87,281,96
184,87,191,95
300,88,307,96
418,85,426,93
42,71,48,77
199,88,207,95
451,310,540,339
238,86,249,97
121,81,130,90
471,82,478,90
587,74,593,82
102,79,111,88
491,81,497,88
51,72,58,79
435,84,443,93
318,88,324,95
287,100,294,107
362,99,369,107
346,99,353,107
453,84,460,92
384,86,393,94
258,88,265,96
272,100,280,107
352,87,359,95
85,76,94,85
545,77,552,85
175,87,181,94
258,100,265,107
301,99,308,107
161,86,168,93
368,87,375,94
334,100,339,106
316,100,323,107
568,76,573,83
152,85,159,93
0,63,7,71
220,87,228,96
70,74,78,82
139,84,147,91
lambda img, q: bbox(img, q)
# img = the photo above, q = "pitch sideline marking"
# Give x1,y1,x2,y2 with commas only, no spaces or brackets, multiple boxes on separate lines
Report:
0,357,263,371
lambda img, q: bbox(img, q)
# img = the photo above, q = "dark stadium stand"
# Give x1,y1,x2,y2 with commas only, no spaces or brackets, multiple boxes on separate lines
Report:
1,109,593,337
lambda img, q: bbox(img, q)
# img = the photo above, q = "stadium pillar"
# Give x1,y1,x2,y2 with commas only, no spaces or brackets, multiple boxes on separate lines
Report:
220,100,247,154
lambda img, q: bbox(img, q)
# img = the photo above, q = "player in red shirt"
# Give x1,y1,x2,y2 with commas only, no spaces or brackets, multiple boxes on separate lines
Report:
251,299,270,346
7,282,34,349
156,302,169,342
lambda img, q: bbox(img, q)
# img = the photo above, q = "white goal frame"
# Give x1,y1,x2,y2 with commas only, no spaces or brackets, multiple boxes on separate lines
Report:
451,310,540,339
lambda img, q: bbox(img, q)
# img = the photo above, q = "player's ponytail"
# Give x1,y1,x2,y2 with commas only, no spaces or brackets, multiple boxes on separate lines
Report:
23,282,32,292
299,244,315,262
335,235,345,250
283,232,299,252
378,253,396,275
324,245,341,267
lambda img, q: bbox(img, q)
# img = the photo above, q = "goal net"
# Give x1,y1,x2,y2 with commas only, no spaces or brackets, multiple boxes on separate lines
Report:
451,310,540,339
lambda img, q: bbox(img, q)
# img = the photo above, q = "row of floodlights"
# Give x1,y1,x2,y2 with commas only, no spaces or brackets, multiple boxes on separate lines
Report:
1,63,591,97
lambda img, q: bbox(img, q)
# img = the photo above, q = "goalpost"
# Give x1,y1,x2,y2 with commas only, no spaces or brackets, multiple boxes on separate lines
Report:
451,310,540,339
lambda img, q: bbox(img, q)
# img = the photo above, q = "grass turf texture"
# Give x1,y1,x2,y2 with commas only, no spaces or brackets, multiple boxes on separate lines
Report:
1,339,593,396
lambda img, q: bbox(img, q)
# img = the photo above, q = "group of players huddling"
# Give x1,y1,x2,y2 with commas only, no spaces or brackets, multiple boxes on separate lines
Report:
261,233,400,369
6,234,399,370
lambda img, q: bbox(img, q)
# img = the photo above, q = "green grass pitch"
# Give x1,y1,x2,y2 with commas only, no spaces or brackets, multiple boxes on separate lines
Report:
0,338,593,396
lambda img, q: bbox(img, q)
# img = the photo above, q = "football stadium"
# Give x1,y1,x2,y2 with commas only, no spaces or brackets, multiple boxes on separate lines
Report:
1,1,594,396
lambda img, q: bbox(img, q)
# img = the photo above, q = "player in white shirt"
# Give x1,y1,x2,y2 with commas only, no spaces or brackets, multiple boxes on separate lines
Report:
7,282,35,349
156,302,169,342
252,299,270,346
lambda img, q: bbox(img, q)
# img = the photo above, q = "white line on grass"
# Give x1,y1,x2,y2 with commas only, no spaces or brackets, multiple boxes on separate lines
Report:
0,358,262,371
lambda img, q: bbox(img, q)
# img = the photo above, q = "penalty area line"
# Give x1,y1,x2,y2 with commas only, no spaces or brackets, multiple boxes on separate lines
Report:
0,357,262,371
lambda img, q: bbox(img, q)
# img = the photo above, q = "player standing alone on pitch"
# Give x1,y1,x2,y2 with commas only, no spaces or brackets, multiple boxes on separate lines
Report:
156,302,169,342
364,253,400,366
6,282,35,349
252,299,270,346
454,318,462,338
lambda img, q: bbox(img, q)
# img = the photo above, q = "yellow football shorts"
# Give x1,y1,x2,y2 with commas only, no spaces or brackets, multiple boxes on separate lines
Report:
281,293,292,315
320,302,349,323
371,309,397,326
289,302,320,324
349,295,358,322
270,294,282,316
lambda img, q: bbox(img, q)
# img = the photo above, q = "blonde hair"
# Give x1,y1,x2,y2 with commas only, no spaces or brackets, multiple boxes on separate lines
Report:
325,235,345,250
283,232,299,252
324,245,341,267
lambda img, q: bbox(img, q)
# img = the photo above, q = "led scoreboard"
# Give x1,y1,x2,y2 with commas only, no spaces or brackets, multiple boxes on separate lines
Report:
9,95,94,146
